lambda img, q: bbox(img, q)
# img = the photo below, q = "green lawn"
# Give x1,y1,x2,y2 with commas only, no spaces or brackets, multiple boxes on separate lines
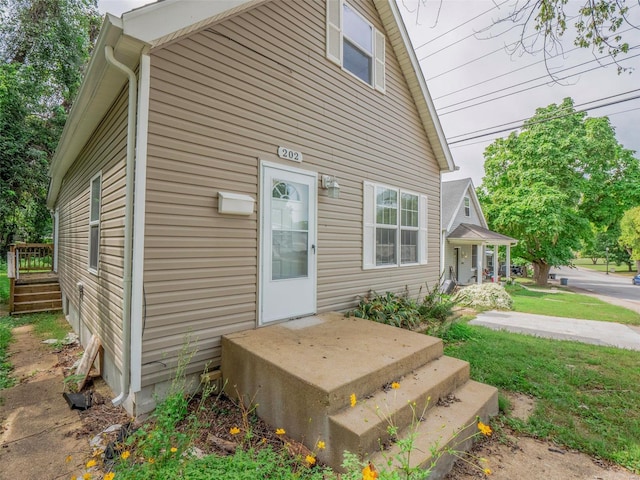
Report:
573,257,636,276
0,261,8,304
444,324,640,473
507,285,640,325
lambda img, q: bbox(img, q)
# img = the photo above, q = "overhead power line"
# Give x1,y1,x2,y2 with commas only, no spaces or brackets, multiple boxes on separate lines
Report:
448,94,640,145
438,52,640,116
432,25,639,101
438,48,640,112
413,0,509,51
447,87,640,141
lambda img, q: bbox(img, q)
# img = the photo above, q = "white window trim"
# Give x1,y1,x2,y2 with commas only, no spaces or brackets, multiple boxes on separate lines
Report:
326,0,385,92
88,171,102,275
464,196,470,217
363,181,428,269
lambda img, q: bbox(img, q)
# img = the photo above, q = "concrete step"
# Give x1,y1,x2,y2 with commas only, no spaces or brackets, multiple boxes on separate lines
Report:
369,380,499,480
327,355,471,467
221,313,499,477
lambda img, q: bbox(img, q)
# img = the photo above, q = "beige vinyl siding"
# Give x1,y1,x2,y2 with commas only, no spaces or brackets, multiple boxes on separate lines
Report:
141,0,441,387
55,87,129,379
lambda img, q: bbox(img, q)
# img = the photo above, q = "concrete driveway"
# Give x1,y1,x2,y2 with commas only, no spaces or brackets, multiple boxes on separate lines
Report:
470,267,640,350
470,310,640,351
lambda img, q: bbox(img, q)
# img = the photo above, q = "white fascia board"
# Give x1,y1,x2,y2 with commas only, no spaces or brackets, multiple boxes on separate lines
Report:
376,0,456,173
467,179,489,229
121,0,268,46
46,15,148,209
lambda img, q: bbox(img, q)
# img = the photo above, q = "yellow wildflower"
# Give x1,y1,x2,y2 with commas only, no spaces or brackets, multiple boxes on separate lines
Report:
230,426,241,435
276,428,286,435
148,458,155,464
121,451,131,460
484,468,492,475
71,476,77,480
104,473,116,480
362,462,379,480
316,440,326,450
83,474,91,480
350,393,357,407
86,459,97,468
170,447,178,453
306,454,316,466
65,455,72,463
391,382,400,389
478,422,492,436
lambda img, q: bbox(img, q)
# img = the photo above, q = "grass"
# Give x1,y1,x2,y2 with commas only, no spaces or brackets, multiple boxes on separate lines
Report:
506,284,640,325
0,260,8,304
573,257,636,276
444,324,640,473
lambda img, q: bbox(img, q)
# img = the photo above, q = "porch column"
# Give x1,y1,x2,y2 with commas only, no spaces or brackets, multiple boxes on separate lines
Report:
505,244,511,280
477,244,483,285
493,244,499,283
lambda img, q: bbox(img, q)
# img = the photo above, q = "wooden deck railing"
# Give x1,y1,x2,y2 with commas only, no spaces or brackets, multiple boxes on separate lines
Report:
7,243,54,279
8,243,55,314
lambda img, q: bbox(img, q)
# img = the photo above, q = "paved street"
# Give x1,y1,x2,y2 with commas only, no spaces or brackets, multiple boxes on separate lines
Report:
550,265,640,314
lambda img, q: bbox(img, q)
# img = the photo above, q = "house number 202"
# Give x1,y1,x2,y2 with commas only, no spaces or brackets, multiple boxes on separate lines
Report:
277,146,303,163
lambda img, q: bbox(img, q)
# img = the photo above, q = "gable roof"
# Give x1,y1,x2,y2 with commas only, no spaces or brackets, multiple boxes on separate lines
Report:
47,0,455,208
447,223,516,246
441,177,487,231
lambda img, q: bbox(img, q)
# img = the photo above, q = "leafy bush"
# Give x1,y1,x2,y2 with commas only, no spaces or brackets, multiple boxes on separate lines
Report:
452,283,513,310
349,284,455,331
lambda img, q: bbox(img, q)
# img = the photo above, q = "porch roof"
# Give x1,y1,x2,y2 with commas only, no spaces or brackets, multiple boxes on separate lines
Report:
447,223,517,246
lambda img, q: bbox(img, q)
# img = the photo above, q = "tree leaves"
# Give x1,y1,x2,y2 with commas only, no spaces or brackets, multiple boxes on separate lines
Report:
0,0,101,251
479,97,640,283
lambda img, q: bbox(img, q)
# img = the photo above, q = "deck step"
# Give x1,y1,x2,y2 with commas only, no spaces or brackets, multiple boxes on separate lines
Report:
370,380,498,479
11,278,62,315
14,282,61,294
13,299,62,313
14,290,62,303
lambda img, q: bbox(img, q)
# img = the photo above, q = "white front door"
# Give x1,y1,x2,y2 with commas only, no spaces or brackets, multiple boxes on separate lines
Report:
260,163,317,324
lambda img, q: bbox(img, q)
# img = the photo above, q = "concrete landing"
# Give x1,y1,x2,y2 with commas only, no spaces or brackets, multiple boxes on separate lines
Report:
222,312,498,476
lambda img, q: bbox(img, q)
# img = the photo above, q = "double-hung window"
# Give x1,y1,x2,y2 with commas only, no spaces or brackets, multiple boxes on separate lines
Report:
326,0,385,92
464,196,470,217
363,182,428,268
88,172,101,273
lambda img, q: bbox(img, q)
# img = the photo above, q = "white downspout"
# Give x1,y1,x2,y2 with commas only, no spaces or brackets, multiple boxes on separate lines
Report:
130,51,151,394
104,45,136,406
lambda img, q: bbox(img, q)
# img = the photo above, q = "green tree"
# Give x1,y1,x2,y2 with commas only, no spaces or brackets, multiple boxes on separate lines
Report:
0,0,101,252
619,206,640,272
496,0,634,73
479,98,640,285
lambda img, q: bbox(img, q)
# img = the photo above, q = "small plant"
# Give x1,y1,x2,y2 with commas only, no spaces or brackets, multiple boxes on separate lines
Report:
340,384,494,479
452,283,513,310
349,282,455,332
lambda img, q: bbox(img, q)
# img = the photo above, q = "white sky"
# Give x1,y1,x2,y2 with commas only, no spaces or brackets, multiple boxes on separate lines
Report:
98,0,640,186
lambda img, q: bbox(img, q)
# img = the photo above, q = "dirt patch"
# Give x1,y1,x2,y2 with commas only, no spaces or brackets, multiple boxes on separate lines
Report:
445,394,640,480
504,391,536,422
0,324,91,480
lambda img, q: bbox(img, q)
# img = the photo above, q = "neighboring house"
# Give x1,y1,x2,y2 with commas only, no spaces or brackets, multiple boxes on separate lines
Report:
47,0,455,414
441,178,516,285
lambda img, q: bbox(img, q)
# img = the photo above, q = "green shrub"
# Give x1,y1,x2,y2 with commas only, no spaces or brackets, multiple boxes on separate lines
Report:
349,284,455,331
452,283,513,310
